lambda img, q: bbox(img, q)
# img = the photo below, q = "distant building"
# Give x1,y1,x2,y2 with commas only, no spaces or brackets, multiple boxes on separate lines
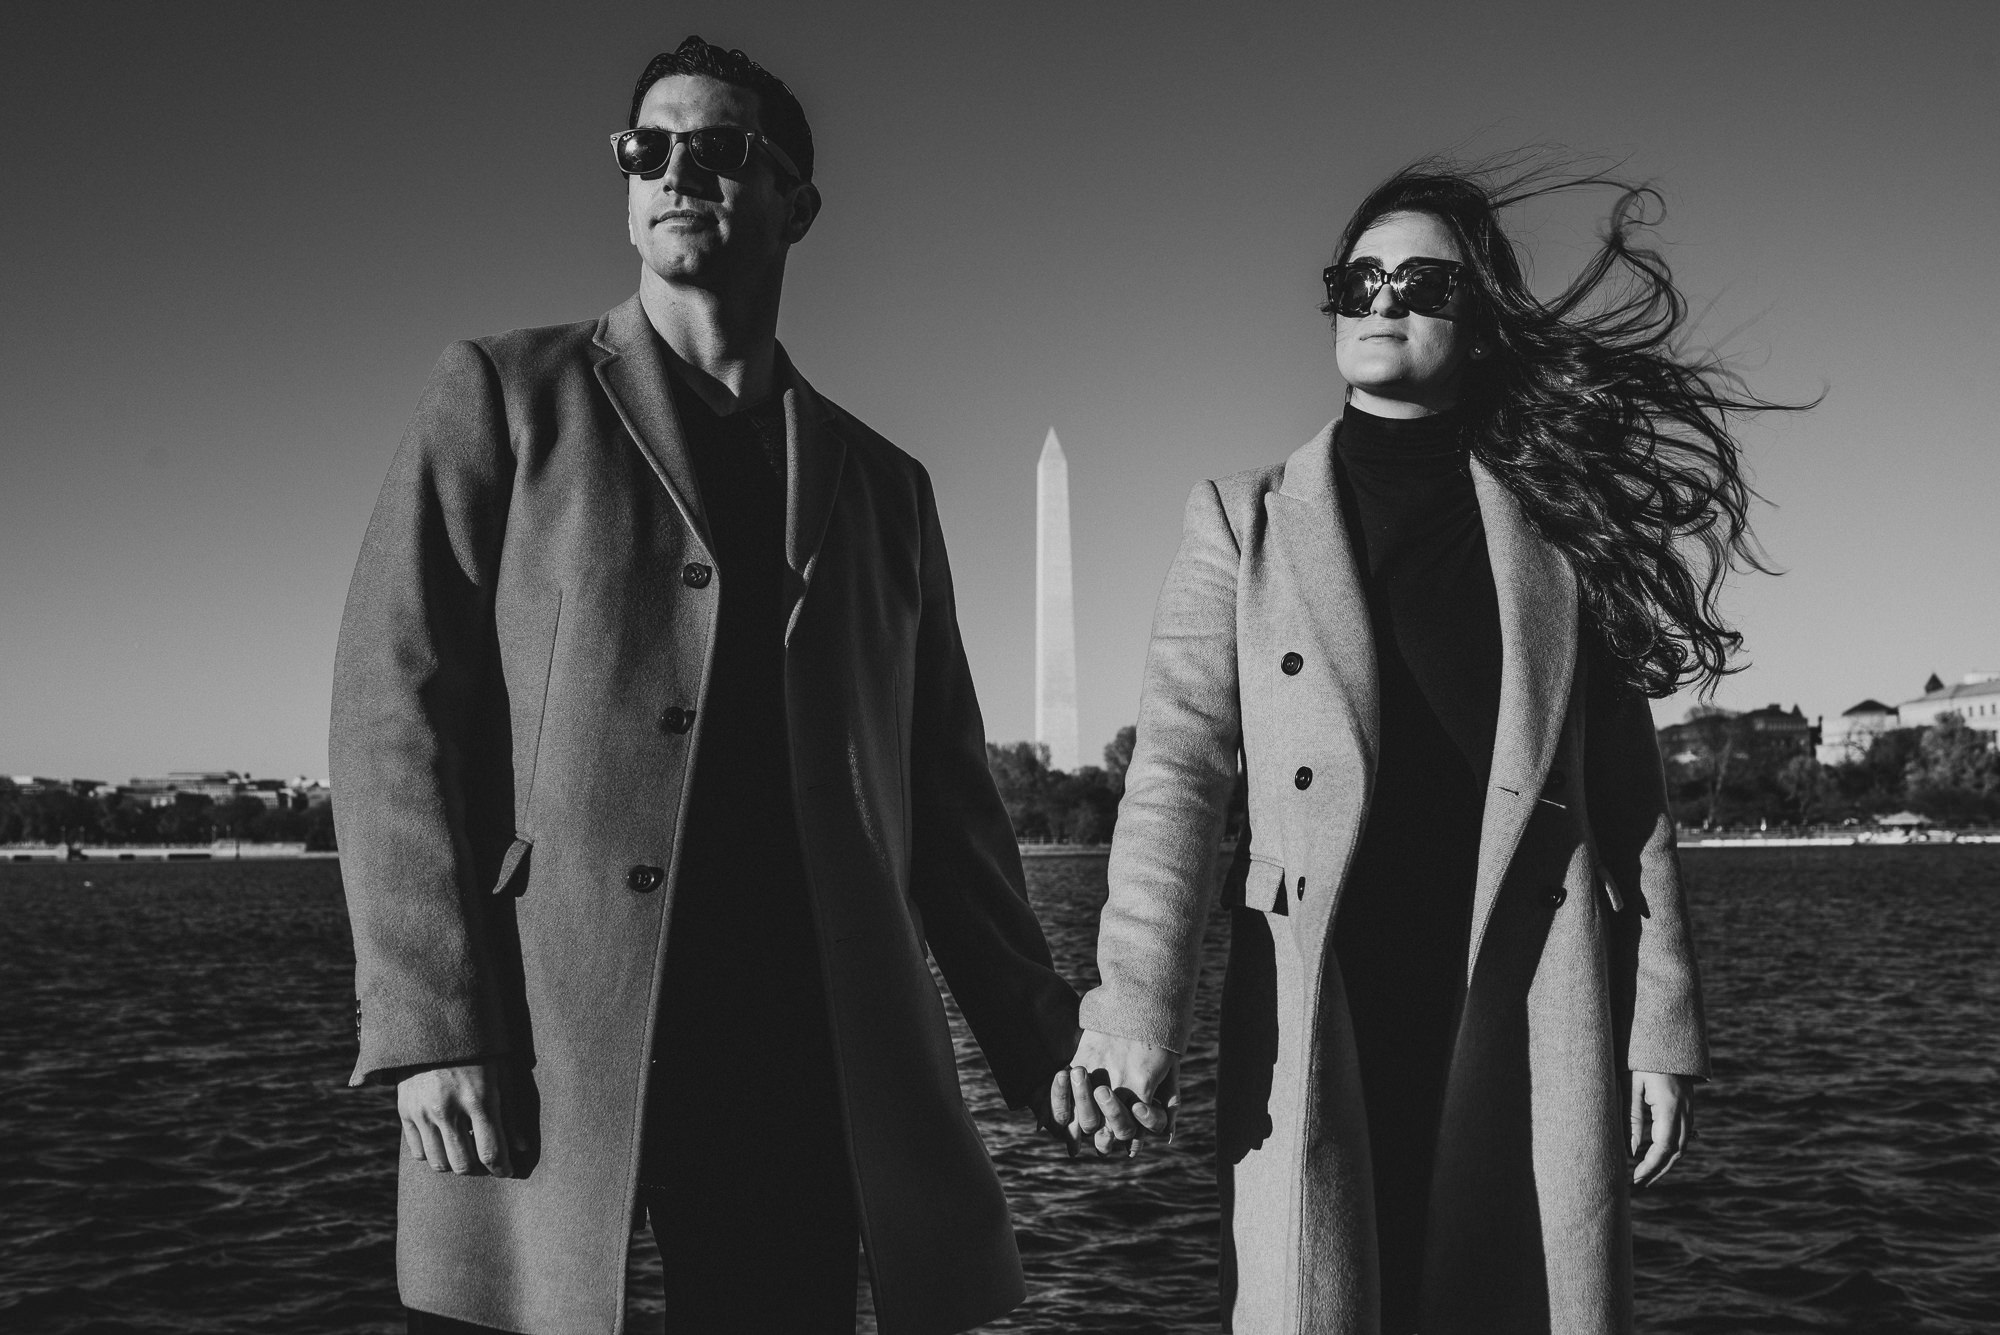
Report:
1657,703,1819,764
1896,671,2000,737
1817,699,1900,765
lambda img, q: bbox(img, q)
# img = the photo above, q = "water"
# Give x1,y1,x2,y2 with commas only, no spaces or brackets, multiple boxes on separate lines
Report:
0,849,1994,1333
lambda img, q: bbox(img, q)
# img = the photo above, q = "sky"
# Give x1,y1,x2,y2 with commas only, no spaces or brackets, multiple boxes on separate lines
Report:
2,1,1997,783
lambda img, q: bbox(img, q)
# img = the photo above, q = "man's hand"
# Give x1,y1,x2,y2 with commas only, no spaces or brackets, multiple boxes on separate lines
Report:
1630,1070,1695,1189
1051,1029,1180,1159
398,1061,525,1177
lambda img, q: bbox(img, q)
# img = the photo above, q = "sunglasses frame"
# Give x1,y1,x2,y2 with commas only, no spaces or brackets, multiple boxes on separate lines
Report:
609,125,802,183
1322,257,1468,318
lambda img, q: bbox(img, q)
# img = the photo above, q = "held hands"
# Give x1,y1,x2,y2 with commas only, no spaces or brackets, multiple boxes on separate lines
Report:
397,1060,528,1178
1049,1029,1181,1159
1630,1070,1695,1189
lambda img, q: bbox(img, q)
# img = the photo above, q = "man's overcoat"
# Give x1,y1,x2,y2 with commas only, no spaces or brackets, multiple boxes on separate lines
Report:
331,295,1078,1335
1080,425,1710,1335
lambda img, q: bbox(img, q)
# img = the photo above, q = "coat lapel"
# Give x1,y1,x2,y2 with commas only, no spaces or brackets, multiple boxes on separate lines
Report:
774,346,847,644
591,295,712,556
1465,460,1578,979
1271,422,1379,777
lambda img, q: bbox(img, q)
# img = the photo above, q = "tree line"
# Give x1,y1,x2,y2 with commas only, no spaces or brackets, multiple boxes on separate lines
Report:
0,781,338,850
990,711,2000,842
1664,712,2000,829
985,725,1250,845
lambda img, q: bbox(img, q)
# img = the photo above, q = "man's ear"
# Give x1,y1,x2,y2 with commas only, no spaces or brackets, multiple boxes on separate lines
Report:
784,183,822,245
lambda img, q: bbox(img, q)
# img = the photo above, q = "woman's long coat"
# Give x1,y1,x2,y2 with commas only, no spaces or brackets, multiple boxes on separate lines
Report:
1080,424,1710,1335
331,296,1078,1335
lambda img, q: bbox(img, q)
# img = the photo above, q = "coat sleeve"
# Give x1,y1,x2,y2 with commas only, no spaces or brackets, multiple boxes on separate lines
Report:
1077,481,1242,1053
905,465,1081,1109
1585,671,1712,1079
330,341,518,1087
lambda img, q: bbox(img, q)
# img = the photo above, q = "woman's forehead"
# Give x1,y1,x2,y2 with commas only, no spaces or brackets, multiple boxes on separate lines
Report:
1350,211,1461,264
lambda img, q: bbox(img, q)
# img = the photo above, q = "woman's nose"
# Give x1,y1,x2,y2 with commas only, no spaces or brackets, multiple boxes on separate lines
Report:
1370,281,1405,317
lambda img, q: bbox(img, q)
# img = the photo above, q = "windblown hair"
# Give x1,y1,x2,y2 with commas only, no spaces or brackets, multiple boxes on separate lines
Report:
1325,158,1807,697
629,36,815,183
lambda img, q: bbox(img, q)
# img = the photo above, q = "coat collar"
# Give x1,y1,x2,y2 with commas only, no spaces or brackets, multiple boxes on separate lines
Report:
1273,422,1379,772
1467,458,1577,978
591,295,848,636
1276,419,1577,977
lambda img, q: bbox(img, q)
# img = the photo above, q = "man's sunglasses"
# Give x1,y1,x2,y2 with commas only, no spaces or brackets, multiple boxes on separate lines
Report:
1322,258,1467,318
609,126,801,182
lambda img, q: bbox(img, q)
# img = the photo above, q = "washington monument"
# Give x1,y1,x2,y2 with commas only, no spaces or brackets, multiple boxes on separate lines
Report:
1036,429,1080,771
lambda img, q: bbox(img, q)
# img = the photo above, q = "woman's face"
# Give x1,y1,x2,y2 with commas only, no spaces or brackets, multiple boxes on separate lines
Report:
1333,210,1476,416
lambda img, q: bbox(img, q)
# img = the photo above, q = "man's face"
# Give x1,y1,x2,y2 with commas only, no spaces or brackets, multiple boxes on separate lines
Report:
624,74,816,291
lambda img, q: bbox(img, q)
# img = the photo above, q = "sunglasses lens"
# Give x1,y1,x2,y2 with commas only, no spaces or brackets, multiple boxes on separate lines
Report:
617,130,671,176
687,128,753,174
1333,266,1380,317
1398,265,1455,313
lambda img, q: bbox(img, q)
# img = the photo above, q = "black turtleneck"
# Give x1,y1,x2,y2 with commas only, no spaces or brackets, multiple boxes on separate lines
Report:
1329,400,1504,1329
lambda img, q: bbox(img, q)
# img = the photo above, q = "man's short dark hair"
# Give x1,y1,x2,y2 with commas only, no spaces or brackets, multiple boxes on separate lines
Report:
628,36,814,184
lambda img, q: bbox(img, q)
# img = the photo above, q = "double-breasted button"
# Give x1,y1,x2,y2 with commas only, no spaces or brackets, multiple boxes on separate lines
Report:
1295,875,1306,900
681,562,712,589
627,864,664,893
1281,652,1304,676
659,706,696,734
1546,885,1567,909
1294,766,1313,790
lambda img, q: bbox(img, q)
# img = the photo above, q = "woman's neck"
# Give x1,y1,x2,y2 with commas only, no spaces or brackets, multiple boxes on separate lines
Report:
1347,381,1460,419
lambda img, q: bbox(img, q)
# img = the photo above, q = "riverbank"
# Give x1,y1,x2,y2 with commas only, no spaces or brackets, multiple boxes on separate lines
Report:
1,843,338,862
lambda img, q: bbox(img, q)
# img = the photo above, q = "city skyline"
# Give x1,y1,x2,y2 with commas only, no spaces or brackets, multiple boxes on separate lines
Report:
3,3,1997,779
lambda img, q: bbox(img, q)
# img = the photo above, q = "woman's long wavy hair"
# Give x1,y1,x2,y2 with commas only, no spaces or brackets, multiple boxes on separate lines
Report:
1326,158,1807,698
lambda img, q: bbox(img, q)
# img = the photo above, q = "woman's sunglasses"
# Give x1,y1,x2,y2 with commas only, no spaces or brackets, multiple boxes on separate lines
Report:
1322,258,1467,318
609,126,801,182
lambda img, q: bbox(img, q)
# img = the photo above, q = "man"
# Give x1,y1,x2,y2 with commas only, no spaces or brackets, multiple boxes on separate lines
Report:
331,37,1079,1335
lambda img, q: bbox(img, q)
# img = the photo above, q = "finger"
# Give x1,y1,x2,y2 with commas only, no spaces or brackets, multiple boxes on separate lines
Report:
417,1118,453,1174
1092,1084,1142,1143
1628,1076,1647,1158
1072,1068,1104,1136
1130,1099,1172,1135
1050,1069,1074,1128
1092,1125,1118,1158
400,1114,426,1160
1633,1096,1680,1188
432,1112,476,1175
467,1100,512,1178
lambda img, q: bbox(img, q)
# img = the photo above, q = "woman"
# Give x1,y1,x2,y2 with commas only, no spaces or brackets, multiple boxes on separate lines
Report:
1053,162,1792,1334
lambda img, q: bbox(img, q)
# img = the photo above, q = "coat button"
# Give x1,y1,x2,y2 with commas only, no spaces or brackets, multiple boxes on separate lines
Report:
1294,766,1313,790
659,706,696,734
682,562,712,589
1295,875,1306,900
1281,652,1304,676
627,864,664,893
1546,885,1567,909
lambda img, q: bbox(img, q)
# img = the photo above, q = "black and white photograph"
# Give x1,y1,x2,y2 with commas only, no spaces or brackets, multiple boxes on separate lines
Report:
2,3,1996,1332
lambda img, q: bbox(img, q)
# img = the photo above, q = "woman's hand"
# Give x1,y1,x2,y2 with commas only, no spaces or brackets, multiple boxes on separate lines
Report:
1050,1029,1180,1158
1630,1070,1695,1188
398,1061,525,1177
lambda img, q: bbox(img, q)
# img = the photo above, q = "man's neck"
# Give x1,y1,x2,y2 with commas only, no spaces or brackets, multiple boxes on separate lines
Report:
638,266,784,415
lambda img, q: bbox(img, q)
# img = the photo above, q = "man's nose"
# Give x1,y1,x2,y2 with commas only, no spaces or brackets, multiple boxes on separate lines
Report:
658,140,711,196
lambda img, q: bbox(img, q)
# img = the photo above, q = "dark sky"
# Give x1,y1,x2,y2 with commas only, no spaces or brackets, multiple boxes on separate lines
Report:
4,1,1997,781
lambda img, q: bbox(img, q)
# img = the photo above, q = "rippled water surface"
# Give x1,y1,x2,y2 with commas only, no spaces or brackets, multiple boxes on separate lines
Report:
1,849,1995,1333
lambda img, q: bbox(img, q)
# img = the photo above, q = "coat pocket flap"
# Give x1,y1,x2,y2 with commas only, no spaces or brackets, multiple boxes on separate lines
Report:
492,836,533,896
1226,856,1288,915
